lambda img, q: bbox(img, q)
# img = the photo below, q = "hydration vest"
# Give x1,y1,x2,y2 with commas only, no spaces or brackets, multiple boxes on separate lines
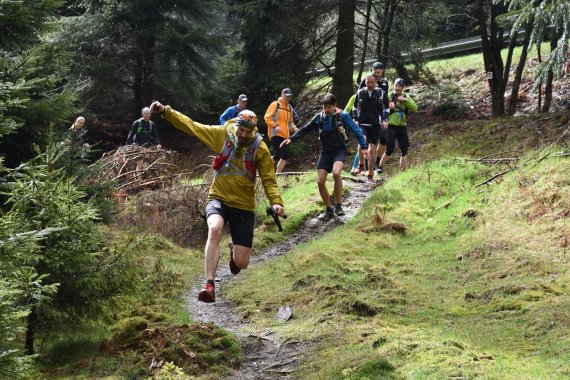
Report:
316,108,348,144
211,127,263,183
357,87,385,115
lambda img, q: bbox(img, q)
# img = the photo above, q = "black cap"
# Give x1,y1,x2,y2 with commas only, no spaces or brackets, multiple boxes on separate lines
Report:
282,88,293,96
394,78,405,87
372,62,385,69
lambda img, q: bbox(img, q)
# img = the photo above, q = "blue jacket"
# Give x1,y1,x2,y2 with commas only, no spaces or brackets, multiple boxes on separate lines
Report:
220,105,244,125
290,110,368,152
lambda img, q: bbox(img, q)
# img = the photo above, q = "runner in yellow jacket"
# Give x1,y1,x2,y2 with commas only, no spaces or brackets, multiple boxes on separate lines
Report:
150,101,285,303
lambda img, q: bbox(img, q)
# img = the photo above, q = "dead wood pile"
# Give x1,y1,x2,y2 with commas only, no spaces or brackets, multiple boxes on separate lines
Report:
93,145,189,194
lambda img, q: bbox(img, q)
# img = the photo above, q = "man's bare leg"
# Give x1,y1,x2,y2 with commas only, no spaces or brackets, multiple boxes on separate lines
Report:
400,155,409,171
276,159,287,173
332,161,344,205
232,245,253,270
380,152,389,168
316,169,332,208
205,214,224,280
367,143,377,177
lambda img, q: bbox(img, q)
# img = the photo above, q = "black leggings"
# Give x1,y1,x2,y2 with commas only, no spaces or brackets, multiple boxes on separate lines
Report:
386,125,409,157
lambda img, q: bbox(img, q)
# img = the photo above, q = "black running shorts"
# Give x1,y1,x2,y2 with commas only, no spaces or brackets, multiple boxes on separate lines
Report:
386,125,410,156
317,147,347,173
271,136,289,161
359,124,380,146
205,199,254,248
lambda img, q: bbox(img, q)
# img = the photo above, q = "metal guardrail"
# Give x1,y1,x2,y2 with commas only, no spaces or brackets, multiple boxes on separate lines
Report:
309,30,529,75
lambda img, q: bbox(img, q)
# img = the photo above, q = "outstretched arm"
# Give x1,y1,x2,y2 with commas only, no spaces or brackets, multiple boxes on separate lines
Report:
151,101,223,151
288,115,320,143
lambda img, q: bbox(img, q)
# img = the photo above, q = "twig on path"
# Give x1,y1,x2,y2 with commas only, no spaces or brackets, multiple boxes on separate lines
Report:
248,334,274,342
275,171,310,176
341,175,368,183
273,338,290,361
261,358,298,371
262,368,296,374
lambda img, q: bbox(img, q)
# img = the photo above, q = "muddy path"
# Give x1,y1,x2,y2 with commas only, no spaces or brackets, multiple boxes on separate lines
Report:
186,177,379,379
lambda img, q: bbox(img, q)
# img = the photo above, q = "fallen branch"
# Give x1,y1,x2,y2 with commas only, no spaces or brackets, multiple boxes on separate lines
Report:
475,168,512,188
275,171,310,176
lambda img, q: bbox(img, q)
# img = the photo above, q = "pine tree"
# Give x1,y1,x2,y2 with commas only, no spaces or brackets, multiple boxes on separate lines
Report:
4,140,140,354
61,0,216,118
0,0,77,166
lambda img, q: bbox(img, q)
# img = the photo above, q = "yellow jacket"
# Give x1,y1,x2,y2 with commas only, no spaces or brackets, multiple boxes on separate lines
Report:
162,106,284,211
264,98,295,140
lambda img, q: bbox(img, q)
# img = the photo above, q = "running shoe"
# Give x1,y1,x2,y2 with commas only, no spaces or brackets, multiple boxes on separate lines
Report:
197,282,215,303
318,207,335,220
367,175,375,184
229,243,240,275
335,204,345,216
375,165,383,174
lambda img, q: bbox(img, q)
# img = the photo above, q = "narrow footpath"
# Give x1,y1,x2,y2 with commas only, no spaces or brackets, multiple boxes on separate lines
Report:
186,177,379,379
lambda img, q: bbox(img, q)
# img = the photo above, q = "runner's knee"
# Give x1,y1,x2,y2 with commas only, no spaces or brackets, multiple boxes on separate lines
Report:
234,255,249,269
208,224,223,239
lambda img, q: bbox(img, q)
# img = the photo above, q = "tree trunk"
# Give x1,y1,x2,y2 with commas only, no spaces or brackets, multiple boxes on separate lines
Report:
133,52,143,119
24,307,37,355
379,0,396,65
357,0,373,85
332,0,356,108
542,34,559,113
537,44,542,112
393,54,412,84
142,34,156,107
507,23,532,116
476,0,506,118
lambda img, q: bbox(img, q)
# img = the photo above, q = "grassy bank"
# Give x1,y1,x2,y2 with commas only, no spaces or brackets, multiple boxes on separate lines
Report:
226,153,570,379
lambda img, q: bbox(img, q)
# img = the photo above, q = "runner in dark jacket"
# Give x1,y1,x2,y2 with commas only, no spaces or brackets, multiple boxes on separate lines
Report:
126,107,161,147
358,61,389,174
356,73,388,183
280,93,369,220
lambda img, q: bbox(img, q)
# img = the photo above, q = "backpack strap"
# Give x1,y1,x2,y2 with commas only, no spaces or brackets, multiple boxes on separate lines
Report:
213,132,262,183
243,135,263,182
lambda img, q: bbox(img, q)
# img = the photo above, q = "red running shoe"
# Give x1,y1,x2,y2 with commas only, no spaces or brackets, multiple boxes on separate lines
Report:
229,243,241,275
197,282,215,303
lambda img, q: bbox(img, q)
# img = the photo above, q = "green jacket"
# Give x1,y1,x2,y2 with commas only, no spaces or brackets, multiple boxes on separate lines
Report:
387,93,417,127
162,106,283,211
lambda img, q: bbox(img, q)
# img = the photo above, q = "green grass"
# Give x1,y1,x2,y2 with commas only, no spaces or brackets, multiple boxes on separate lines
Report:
226,155,570,379
307,42,554,95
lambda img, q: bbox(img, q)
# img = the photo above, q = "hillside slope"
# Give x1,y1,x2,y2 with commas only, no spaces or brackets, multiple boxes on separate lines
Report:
225,111,570,379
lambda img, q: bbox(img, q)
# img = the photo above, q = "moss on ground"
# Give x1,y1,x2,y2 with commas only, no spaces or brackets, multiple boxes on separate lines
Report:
227,153,570,379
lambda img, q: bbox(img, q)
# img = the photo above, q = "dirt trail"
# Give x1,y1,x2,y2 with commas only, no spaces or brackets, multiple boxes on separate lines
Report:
185,177,379,379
